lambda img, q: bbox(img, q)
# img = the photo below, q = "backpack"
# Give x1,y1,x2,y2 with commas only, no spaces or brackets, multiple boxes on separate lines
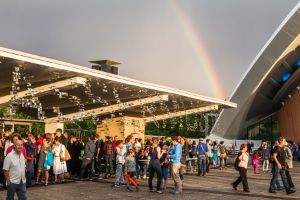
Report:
234,152,242,171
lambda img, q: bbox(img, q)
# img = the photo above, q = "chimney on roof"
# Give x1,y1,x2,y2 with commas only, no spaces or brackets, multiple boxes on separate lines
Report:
89,60,121,75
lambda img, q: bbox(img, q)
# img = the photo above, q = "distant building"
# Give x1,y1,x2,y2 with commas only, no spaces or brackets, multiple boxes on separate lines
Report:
212,4,300,143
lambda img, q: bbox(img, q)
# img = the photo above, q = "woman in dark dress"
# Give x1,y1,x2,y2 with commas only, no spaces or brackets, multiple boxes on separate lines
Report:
148,138,162,194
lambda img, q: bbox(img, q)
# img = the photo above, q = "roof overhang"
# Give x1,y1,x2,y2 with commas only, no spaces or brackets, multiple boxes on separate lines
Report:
0,47,236,123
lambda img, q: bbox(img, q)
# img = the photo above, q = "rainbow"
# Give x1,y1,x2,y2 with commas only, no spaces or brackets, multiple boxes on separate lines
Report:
170,0,225,99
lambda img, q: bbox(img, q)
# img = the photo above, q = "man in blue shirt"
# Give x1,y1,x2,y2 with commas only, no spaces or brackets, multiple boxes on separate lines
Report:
169,136,182,195
196,138,208,176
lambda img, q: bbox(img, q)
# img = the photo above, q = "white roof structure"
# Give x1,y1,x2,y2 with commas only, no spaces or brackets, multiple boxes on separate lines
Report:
0,46,236,123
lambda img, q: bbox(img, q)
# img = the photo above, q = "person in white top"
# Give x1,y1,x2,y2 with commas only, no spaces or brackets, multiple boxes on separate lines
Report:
232,144,249,192
52,137,67,183
3,139,27,200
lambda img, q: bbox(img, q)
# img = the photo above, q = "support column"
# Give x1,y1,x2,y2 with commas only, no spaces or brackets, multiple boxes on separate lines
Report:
45,122,64,133
97,116,145,141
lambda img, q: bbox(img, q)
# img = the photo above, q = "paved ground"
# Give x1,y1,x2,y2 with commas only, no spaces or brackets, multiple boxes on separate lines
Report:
1,162,300,200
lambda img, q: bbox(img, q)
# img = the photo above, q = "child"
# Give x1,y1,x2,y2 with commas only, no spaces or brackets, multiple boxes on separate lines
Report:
125,149,138,192
261,143,270,173
252,150,260,174
135,146,143,179
113,140,125,187
160,145,169,192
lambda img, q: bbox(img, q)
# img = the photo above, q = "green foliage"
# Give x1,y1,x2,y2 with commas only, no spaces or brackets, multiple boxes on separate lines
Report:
64,118,96,130
145,114,215,138
0,106,45,135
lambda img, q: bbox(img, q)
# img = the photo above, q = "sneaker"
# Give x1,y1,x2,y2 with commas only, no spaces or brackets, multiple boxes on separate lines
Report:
169,190,181,195
112,184,120,188
243,189,250,192
149,189,156,193
156,190,162,194
287,189,296,195
276,187,284,191
231,183,237,190
269,190,276,193
126,187,133,192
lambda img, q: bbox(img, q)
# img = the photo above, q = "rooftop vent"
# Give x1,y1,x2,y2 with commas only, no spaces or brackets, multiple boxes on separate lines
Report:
89,60,121,75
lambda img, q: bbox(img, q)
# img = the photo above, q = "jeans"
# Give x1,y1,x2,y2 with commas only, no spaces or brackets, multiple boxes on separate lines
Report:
198,156,206,176
143,163,148,177
104,154,114,175
80,159,93,179
187,159,193,172
7,183,27,200
269,166,291,192
171,163,182,193
233,167,249,190
286,167,295,188
262,160,269,171
115,164,124,185
136,163,141,177
148,161,162,191
206,157,211,172
271,163,282,189
220,157,227,167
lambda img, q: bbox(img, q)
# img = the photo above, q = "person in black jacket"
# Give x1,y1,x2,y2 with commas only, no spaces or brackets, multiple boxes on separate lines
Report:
179,137,188,181
55,128,68,147
135,146,143,179
80,135,96,180
269,137,296,195
104,136,114,179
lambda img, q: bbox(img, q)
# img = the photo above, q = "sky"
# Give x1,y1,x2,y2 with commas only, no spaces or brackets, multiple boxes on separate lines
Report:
0,0,299,100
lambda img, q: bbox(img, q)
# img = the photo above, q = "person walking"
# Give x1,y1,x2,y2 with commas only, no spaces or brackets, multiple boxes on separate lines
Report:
232,144,250,192
284,141,295,189
196,138,208,176
3,139,27,200
168,136,182,195
269,137,295,195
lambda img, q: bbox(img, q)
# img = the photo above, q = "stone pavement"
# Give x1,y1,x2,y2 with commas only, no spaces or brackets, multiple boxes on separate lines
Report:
1,162,300,200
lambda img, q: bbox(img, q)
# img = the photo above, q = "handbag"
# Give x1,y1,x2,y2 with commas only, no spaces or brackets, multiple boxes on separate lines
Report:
60,145,71,162
65,148,71,161
200,143,210,158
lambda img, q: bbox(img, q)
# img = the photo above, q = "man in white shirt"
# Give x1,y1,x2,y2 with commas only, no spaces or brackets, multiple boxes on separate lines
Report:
3,139,27,200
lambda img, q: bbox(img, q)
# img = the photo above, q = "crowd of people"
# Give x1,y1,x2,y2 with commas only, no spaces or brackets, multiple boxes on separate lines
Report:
0,129,299,199
232,137,296,195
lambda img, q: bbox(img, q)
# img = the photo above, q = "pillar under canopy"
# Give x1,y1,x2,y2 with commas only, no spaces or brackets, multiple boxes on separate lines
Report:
45,122,64,133
96,116,145,141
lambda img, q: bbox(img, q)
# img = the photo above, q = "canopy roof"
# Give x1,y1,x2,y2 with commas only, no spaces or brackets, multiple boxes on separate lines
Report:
0,47,236,123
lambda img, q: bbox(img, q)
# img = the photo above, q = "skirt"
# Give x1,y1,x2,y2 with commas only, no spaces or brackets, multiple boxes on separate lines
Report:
53,157,67,175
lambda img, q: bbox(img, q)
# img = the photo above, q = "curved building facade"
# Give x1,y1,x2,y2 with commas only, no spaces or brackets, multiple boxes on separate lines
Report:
212,3,300,143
